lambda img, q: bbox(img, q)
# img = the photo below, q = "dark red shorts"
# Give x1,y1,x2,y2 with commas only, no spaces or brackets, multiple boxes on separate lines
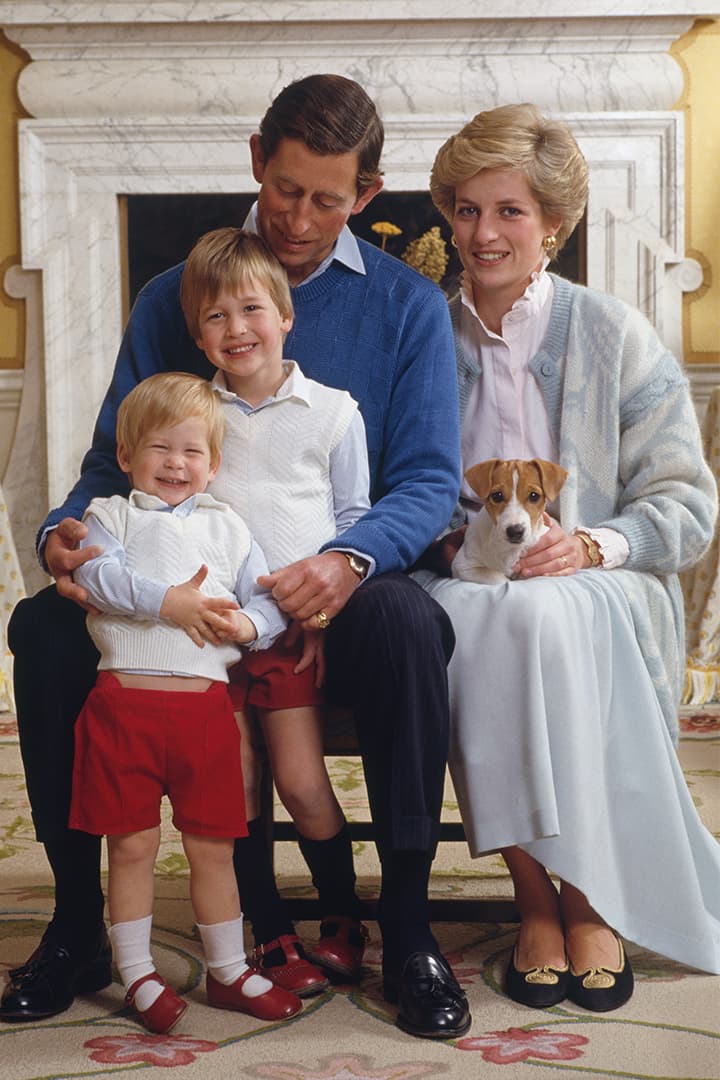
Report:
228,633,324,711
69,672,247,838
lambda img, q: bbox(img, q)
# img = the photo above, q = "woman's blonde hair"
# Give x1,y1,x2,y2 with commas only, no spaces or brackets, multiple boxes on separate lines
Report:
116,372,225,465
430,103,589,252
180,228,293,341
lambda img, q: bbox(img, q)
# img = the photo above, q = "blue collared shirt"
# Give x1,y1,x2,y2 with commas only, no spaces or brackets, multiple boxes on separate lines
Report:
243,203,366,284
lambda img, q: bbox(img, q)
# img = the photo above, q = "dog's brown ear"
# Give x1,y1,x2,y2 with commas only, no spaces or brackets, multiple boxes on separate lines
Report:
531,459,569,501
464,458,502,500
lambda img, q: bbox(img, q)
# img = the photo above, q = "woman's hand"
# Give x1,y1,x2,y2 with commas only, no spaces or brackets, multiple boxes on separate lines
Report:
515,515,590,578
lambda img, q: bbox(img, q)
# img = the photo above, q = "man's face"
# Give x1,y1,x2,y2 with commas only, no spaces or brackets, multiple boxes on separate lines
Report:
250,135,382,286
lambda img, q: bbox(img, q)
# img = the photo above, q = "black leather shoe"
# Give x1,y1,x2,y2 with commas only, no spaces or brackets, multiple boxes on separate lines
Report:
383,951,471,1039
0,928,113,1022
567,937,634,1012
505,946,570,1008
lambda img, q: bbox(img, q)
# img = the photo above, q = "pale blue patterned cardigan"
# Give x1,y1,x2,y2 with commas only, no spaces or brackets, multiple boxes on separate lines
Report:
450,274,718,741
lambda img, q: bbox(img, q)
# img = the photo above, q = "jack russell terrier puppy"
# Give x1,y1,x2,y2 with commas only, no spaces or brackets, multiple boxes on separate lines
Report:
452,457,569,585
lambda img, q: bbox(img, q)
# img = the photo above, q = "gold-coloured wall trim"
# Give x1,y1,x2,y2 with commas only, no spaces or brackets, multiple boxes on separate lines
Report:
0,31,29,371
671,18,720,364
0,255,25,371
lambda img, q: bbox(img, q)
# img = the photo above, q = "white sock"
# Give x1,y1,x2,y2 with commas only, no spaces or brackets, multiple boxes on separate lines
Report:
109,916,163,1011
198,916,272,999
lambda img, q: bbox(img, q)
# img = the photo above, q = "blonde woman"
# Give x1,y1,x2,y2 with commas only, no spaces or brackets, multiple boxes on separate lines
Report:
415,103,720,1011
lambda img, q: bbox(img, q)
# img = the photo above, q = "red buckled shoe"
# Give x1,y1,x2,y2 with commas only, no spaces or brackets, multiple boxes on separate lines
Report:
125,973,187,1034
253,934,329,997
309,916,369,980
207,967,301,1020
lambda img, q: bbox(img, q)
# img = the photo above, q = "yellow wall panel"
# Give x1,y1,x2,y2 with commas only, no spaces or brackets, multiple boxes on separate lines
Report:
0,32,27,369
671,20,720,363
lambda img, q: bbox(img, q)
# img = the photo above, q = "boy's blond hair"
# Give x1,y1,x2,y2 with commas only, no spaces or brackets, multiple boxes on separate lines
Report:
116,372,225,465
180,228,294,341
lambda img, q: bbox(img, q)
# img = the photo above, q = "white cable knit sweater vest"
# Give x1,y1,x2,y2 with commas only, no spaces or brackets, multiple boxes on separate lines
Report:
86,494,252,680
210,381,358,571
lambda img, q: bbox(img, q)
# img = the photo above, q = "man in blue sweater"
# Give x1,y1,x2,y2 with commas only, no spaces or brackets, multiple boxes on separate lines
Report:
4,75,467,1039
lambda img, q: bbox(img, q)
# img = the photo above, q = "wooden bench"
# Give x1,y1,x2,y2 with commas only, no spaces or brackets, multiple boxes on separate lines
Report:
259,709,519,923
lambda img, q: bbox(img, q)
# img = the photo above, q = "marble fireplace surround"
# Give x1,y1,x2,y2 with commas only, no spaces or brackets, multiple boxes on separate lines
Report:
1,0,716,589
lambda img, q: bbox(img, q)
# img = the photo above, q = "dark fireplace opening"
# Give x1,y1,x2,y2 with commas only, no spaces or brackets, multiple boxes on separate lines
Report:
125,192,585,313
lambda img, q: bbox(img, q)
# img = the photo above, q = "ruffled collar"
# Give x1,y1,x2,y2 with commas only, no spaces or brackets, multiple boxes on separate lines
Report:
460,260,553,334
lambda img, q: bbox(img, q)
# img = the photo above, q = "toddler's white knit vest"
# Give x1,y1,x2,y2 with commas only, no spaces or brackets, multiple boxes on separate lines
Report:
86,494,252,680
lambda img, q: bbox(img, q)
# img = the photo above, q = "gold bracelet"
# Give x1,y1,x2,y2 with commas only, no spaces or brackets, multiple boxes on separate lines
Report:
575,530,603,568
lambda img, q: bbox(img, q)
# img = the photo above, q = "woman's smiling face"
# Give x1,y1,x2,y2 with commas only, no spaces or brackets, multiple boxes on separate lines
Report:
452,167,561,320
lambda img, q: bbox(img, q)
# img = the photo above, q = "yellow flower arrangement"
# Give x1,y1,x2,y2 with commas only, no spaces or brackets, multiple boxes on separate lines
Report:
371,221,402,251
401,226,449,285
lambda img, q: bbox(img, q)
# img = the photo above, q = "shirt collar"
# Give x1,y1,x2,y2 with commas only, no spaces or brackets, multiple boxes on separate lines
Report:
243,203,365,283
211,360,313,409
459,263,553,335
128,489,222,515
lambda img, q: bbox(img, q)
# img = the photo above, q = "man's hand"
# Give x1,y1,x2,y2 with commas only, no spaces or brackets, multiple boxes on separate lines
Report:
46,517,104,610
160,565,240,647
257,551,361,631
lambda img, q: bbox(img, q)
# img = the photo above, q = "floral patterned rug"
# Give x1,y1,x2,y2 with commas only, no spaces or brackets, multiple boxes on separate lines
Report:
0,709,718,1080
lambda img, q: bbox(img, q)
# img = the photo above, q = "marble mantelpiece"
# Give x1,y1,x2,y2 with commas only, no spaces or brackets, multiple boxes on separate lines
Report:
2,2,707,118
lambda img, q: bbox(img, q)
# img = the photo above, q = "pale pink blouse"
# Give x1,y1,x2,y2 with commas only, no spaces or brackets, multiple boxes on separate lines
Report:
456,268,628,567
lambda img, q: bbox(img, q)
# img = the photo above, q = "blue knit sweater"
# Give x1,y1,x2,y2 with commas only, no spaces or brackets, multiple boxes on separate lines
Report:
43,240,461,575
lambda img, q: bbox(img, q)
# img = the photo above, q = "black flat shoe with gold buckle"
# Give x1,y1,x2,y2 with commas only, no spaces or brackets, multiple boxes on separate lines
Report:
567,937,634,1012
505,946,570,1008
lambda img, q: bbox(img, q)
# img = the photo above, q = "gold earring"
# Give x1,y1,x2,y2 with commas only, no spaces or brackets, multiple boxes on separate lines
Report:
450,235,458,249
542,235,558,259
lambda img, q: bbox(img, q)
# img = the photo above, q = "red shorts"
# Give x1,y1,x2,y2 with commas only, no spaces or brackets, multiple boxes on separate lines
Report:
69,672,247,838
228,633,324,711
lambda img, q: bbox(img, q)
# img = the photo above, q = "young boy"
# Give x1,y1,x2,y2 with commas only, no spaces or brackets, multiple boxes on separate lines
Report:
69,372,302,1033
180,228,372,995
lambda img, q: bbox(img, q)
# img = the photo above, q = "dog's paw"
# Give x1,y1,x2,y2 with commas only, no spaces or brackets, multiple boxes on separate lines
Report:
452,565,508,585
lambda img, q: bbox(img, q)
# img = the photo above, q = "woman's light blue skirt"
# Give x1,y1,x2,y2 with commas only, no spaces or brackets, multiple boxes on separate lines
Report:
414,568,720,974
